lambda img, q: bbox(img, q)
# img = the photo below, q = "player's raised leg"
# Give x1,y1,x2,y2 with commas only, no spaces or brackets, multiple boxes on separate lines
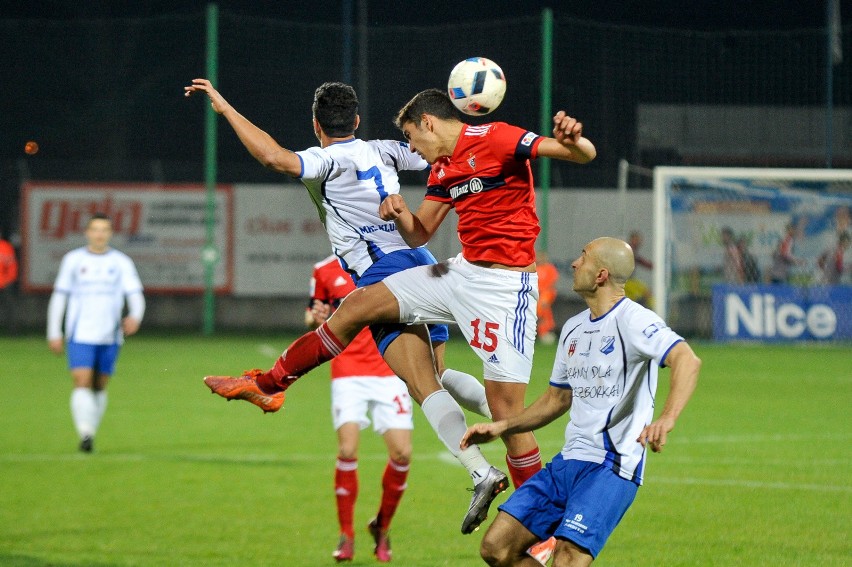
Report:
203,283,398,411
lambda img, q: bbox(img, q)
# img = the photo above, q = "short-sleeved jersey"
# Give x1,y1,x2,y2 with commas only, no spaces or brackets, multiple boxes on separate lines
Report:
310,256,395,379
550,298,684,485
297,139,430,279
51,247,143,345
425,122,544,267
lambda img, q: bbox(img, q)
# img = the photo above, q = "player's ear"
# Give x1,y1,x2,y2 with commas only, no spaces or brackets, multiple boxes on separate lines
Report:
354,114,360,131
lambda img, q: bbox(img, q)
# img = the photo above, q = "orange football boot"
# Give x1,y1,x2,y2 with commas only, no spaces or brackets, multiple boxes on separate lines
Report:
203,369,285,414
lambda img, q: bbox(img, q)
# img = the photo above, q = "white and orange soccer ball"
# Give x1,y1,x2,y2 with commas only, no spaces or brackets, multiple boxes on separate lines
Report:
447,57,506,116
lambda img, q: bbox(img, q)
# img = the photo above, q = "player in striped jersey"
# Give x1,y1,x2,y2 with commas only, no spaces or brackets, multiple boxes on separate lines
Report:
462,237,701,566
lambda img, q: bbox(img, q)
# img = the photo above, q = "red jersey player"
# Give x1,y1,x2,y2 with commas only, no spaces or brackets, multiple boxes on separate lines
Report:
308,256,412,562
205,88,596,537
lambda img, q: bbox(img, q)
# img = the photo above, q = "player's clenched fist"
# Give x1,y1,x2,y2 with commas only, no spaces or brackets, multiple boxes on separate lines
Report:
552,111,583,146
379,193,410,221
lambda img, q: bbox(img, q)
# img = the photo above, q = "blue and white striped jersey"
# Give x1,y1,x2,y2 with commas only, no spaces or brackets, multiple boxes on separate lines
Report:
296,138,429,278
550,298,684,485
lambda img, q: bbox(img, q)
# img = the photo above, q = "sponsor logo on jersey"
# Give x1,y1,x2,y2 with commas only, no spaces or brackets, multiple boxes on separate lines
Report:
448,177,484,200
565,364,613,382
437,168,446,179
359,222,397,234
487,353,500,364
600,336,615,355
333,276,349,287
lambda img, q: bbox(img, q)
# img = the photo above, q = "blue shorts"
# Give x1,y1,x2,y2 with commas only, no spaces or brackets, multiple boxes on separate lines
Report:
498,456,638,558
67,341,121,375
355,248,449,355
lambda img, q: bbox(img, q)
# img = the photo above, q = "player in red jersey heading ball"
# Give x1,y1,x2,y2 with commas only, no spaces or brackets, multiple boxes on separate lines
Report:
205,88,595,536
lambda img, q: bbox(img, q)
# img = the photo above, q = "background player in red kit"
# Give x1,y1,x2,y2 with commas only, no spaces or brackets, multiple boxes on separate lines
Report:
205,88,596,537
308,256,411,563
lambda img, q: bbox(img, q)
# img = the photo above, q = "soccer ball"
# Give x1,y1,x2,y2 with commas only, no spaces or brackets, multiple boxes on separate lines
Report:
447,57,506,116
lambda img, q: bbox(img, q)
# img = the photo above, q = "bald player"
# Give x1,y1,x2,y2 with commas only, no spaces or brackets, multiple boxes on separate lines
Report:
462,237,701,567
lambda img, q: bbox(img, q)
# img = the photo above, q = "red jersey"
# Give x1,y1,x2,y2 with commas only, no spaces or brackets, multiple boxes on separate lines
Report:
425,122,544,267
310,256,394,379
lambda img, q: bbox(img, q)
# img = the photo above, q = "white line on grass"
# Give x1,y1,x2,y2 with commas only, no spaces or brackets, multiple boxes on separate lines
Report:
3,452,850,493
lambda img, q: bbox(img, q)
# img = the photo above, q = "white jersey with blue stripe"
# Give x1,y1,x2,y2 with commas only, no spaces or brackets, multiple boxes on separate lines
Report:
296,139,429,278
50,247,143,345
550,297,683,485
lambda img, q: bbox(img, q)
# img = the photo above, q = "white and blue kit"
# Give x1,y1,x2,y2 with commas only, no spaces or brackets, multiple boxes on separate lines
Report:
47,247,144,373
500,297,684,557
48,247,144,346
296,138,448,351
553,297,684,484
297,138,430,280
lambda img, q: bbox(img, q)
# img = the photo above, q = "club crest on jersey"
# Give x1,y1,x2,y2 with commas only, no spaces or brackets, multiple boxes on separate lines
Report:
567,338,578,357
600,336,615,355
467,153,476,170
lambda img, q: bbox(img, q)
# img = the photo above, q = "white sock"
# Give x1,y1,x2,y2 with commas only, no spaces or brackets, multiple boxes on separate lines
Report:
93,390,108,432
421,389,492,483
440,369,492,419
70,388,97,439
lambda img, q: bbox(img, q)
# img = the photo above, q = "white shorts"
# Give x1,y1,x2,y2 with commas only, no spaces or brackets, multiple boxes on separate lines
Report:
382,254,538,383
330,376,414,434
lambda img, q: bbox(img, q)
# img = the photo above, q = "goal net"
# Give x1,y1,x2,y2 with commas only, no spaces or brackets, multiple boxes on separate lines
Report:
652,167,852,341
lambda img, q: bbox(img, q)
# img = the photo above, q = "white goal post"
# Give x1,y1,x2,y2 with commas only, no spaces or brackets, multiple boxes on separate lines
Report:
652,166,852,339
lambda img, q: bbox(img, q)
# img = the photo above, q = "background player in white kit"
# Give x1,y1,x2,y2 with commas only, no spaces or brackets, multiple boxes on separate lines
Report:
308,255,413,563
47,213,145,453
462,237,701,566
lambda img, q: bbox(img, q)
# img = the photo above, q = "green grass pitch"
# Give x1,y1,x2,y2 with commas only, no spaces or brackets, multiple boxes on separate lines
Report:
0,334,849,566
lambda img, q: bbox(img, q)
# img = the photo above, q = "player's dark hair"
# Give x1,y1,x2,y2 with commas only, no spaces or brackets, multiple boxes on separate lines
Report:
87,212,111,227
394,88,461,130
313,82,358,138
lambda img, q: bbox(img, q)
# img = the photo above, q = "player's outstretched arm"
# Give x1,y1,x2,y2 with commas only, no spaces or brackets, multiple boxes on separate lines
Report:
184,78,301,176
637,341,701,453
536,111,597,164
460,386,572,449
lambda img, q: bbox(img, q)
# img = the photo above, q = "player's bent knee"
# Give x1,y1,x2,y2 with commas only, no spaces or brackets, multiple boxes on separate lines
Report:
388,447,411,464
480,532,514,566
